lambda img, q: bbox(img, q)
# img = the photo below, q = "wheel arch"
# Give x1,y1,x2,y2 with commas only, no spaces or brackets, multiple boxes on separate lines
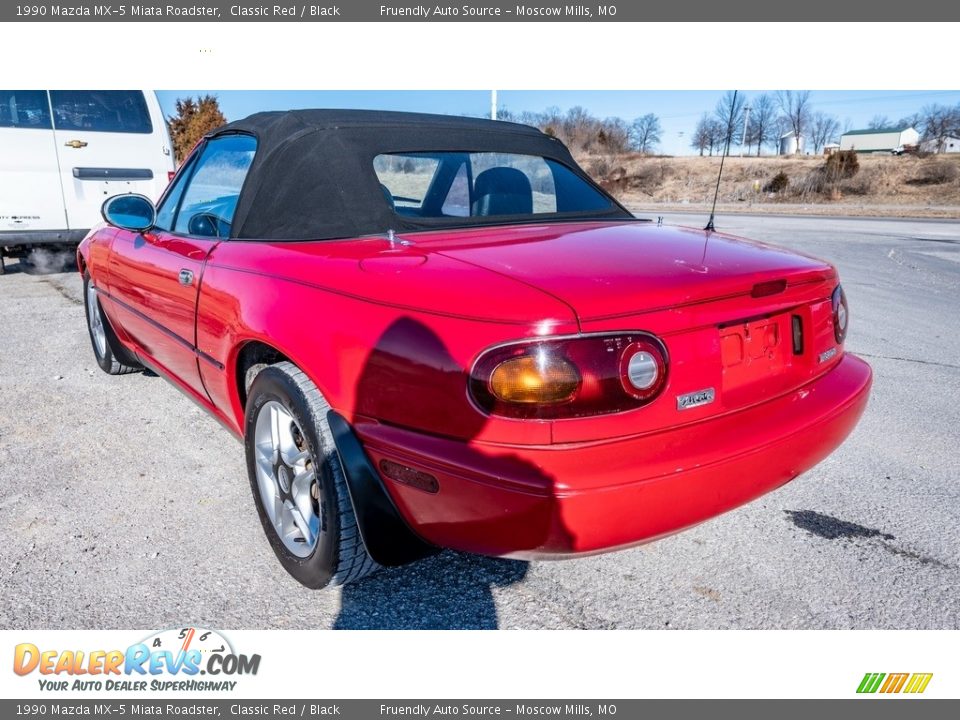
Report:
230,338,343,427
233,344,437,568
234,339,291,412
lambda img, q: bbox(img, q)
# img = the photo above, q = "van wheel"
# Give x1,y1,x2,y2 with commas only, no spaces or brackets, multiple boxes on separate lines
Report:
244,362,379,588
83,273,141,375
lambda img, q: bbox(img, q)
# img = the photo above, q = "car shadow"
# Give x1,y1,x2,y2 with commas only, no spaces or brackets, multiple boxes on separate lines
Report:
334,552,529,629
335,316,573,629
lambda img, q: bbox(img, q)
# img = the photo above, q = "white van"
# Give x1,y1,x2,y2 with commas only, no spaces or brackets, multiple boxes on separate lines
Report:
0,90,174,272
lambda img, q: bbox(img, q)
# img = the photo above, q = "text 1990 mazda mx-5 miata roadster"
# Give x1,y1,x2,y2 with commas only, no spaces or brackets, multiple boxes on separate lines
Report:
78,110,872,588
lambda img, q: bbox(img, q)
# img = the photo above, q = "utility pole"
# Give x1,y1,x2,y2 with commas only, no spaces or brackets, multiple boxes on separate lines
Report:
491,90,497,120
740,104,751,157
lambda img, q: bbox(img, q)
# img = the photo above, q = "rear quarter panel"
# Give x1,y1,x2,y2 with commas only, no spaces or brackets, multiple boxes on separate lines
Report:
195,239,579,445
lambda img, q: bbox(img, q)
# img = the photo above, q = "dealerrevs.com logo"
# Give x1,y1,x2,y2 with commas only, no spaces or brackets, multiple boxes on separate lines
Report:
13,627,261,692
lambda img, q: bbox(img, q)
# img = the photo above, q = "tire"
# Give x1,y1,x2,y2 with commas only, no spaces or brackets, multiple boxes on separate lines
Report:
244,362,379,588
83,273,141,375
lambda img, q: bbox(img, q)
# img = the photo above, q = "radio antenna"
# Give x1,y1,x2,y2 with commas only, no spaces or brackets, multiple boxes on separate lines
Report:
705,90,738,232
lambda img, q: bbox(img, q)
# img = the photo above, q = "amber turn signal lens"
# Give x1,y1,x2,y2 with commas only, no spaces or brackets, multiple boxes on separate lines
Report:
489,353,580,404
470,332,668,419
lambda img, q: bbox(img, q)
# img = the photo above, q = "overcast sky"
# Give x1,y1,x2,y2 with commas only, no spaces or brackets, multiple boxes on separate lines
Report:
156,90,960,156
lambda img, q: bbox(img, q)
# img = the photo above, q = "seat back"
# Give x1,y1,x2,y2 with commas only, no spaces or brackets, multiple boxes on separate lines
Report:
471,167,533,216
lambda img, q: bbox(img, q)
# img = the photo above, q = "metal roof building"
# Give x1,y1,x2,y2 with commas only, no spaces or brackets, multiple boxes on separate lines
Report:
840,126,920,152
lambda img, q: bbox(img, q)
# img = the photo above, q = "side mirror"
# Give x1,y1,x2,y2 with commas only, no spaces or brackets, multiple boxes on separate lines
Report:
101,194,156,233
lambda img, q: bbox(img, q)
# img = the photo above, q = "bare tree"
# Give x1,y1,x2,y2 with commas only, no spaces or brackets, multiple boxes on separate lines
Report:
919,103,960,153
745,93,778,156
691,113,711,156
776,90,812,154
896,112,922,131
598,117,631,154
810,112,841,153
714,90,747,147
557,106,597,152
707,118,726,156
631,113,662,154
867,114,891,130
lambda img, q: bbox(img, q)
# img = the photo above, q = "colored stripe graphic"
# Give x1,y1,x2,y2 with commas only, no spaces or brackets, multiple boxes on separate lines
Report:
904,673,933,694
857,672,932,694
857,673,885,694
880,673,909,693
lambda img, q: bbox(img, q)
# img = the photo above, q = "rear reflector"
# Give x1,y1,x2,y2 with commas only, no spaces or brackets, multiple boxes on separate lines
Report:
751,279,787,298
378,459,439,494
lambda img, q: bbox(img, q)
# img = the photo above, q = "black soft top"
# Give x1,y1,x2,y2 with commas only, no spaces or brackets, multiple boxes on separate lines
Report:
205,109,632,241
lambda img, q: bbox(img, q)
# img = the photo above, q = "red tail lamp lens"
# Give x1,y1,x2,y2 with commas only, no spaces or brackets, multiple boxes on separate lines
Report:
831,285,849,344
167,171,176,183
470,333,669,419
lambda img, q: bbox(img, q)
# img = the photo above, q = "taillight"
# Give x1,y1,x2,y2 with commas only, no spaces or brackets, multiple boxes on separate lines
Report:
832,285,848,343
167,171,176,183
469,333,669,419
489,352,580,405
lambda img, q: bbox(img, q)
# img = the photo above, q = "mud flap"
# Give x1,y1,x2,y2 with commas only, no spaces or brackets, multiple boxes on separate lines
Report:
327,410,438,567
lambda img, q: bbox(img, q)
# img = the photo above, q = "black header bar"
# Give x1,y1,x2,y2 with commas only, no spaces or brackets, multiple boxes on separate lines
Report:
2,0,955,22
0,700,959,719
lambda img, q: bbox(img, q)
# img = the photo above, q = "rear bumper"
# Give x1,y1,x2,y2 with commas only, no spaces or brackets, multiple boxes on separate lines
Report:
0,229,88,249
355,353,873,558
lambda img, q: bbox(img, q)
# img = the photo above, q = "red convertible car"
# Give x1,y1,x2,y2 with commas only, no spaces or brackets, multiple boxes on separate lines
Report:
78,110,872,588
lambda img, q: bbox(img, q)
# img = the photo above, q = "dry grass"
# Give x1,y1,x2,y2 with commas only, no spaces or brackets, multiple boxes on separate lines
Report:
584,153,960,216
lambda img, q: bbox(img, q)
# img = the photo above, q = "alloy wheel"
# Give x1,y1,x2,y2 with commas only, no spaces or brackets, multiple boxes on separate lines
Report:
253,400,321,557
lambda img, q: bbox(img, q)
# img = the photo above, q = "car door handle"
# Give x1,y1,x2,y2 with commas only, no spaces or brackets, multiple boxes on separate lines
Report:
178,269,194,286
64,139,88,149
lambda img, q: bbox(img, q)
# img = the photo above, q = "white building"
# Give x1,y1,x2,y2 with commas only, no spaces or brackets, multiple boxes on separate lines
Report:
840,126,920,153
920,136,960,154
778,131,804,155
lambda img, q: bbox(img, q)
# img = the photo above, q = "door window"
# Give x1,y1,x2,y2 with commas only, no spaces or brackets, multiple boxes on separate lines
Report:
0,90,51,129
49,91,152,134
154,152,199,232
172,134,257,238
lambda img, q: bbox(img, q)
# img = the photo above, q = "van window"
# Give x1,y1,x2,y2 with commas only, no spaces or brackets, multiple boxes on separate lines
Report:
49,90,152,134
0,90,51,129
173,134,257,238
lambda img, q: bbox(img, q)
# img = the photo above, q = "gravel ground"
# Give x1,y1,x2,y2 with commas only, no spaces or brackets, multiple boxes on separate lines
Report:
0,213,958,630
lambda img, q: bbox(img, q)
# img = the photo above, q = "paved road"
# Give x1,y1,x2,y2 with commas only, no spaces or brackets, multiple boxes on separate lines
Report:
1,214,958,630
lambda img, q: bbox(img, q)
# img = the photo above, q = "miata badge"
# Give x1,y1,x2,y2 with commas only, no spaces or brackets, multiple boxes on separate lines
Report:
677,387,716,410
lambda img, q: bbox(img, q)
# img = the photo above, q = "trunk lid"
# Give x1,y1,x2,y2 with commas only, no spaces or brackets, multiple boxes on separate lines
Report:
420,220,835,321
411,220,843,442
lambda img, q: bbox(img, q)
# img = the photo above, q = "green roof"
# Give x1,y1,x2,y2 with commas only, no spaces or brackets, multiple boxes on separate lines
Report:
844,127,910,135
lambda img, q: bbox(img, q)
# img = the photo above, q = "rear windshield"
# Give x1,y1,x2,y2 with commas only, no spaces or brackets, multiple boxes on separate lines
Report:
0,90,51,129
49,90,152,134
373,152,614,220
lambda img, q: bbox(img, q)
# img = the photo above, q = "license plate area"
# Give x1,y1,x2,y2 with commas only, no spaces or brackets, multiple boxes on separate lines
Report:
719,313,792,396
